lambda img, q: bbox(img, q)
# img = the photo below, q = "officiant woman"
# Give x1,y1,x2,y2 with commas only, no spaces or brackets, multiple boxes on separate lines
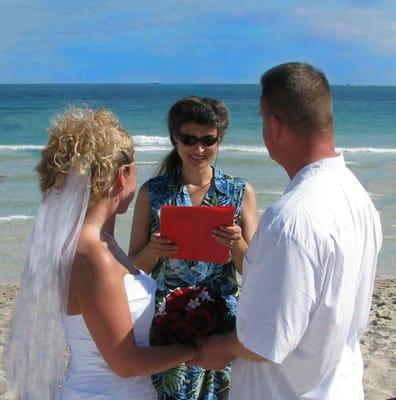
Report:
129,96,258,399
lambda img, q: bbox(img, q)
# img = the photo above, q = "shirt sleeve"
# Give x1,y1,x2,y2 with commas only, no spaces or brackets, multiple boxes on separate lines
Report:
237,222,318,364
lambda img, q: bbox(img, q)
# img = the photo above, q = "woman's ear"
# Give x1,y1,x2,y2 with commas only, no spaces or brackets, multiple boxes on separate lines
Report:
115,165,130,193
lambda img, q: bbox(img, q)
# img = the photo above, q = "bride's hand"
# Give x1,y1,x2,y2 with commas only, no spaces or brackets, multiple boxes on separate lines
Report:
187,335,233,370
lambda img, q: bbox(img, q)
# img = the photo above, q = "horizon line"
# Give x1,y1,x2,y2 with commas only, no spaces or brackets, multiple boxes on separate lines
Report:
0,82,395,87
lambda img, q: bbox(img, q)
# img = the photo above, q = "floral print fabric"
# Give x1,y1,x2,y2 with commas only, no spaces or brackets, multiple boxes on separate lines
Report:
148,167,246,400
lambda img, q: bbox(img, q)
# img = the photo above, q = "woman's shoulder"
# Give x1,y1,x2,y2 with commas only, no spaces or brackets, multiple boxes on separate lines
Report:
215,167,245,181
73,237,120,282
214,168,247,190
145,172,177,199
146,172,173,187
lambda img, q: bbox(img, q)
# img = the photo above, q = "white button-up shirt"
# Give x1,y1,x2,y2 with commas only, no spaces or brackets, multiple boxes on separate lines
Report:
231,155,382,400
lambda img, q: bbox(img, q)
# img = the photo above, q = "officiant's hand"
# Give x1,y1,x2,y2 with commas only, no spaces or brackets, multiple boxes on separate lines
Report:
147,232,178,258
212,224,242,249
188,334,235,370
212,223,246,274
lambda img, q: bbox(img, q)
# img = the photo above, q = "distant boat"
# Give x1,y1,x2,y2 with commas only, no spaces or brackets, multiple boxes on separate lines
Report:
149,81,161,85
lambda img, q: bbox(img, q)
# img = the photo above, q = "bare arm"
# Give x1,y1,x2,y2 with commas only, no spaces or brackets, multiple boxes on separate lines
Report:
239,183,259,244
234,182,258,271
128,184,177,273
190,330,266,371
71,244,193,378
212,182,258,273
226,330,266,361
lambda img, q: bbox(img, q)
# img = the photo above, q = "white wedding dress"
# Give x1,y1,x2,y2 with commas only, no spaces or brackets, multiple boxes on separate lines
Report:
55,272,158,400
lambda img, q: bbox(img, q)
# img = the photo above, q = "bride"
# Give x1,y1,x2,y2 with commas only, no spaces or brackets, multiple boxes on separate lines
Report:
5,108,194,399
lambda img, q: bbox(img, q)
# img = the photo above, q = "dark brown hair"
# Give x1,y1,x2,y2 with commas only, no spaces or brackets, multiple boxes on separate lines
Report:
157,96,229,176
260,62,333,135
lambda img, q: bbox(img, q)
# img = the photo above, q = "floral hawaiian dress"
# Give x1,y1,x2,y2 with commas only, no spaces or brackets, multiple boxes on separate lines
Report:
148,166,246,400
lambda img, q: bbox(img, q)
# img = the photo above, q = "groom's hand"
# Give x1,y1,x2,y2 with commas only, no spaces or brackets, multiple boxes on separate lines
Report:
189,334,235,370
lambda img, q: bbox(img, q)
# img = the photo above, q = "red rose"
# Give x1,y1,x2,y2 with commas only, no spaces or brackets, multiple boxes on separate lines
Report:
168,287,195,299
151,311,183,345
151,286,235,346
186,306,217,338
165,287,197,312
165,296,190,313
169,320,195,345
151,315,171,345
213,296,228,318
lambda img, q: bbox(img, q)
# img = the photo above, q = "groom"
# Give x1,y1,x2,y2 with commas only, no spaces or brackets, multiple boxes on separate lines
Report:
194,62,382,399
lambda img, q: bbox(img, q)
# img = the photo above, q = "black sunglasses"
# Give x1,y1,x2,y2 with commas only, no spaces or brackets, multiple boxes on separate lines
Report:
177,133,219,147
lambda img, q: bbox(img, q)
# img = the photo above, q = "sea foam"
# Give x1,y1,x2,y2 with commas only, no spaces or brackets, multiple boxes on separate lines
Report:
337,147,396,154
0,215,34,222
1,139,396,155
0,145,43,151
133,135,170,145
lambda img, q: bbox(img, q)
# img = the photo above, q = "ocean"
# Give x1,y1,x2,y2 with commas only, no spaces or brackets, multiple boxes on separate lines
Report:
0,84,395,282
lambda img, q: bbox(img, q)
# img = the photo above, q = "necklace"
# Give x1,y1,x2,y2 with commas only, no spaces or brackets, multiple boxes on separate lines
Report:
187,180,212,196
83,221,115,241
83,220,102,229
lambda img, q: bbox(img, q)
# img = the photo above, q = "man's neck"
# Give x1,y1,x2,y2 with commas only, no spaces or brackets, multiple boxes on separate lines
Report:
286,150,337,179
283,132,336,179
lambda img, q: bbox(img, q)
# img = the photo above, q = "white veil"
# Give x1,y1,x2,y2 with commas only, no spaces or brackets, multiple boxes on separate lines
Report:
5,170,90,400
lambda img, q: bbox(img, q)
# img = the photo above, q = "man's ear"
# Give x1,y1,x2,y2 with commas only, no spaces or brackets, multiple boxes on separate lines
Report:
269,114,283,143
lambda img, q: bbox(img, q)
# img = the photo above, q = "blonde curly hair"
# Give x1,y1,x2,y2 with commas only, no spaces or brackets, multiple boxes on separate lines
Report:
37,107,134,203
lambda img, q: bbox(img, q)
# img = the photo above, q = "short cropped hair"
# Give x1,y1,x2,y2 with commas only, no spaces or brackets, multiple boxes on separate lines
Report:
260,62,333,135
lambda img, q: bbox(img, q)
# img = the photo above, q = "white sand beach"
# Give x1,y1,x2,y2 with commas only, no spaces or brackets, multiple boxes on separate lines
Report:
0,279,395,399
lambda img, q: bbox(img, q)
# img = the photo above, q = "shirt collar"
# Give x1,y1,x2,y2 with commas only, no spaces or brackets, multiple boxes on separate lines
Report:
212,167,228,195
285,153,345,194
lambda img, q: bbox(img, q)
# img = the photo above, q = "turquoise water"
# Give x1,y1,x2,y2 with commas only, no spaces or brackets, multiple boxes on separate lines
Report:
1,84,395,281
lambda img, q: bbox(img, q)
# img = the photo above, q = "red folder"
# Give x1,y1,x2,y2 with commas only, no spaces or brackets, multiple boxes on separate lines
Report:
160,205,236,263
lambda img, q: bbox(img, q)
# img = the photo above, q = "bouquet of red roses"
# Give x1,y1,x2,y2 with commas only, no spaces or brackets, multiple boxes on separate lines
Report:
150,286,235,346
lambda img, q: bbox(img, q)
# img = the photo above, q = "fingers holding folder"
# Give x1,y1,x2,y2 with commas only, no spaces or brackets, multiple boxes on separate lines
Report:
212,223,242,249
147,232,178,258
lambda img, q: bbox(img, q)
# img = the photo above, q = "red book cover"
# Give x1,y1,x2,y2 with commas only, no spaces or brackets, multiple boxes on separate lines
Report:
160,205,236,263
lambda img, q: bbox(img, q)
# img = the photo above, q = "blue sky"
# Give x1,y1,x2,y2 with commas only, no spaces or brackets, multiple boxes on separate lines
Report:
1,1,395,85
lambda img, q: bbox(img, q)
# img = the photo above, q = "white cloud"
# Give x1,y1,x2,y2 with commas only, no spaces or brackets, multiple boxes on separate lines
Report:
1,0,395,83
0,0,275,60
290,5,396,55
291,8,321,16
